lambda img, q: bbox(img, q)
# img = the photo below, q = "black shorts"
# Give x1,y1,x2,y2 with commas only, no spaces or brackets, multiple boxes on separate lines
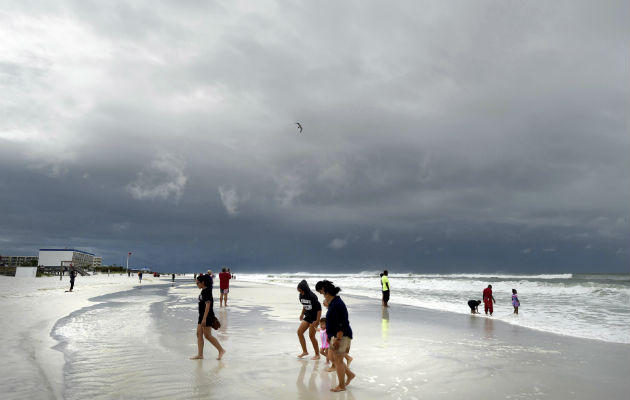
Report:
382,290,390,303
198,314,215,326
303,315,317,324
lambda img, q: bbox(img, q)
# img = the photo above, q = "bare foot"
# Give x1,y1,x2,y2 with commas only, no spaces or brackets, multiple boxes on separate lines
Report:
331,386,346,392
345,371,356,386
297,352,308,358
346,355,353,367
190,355,203,360
326,366,336,372
217,349,226,360
311,355,320,360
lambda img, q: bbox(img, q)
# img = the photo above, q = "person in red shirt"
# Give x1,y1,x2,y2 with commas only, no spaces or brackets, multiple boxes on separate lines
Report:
219,267,232,307
482,285,496,316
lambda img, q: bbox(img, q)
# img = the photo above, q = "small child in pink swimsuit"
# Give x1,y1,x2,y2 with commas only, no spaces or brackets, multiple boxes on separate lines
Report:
319,318,330,363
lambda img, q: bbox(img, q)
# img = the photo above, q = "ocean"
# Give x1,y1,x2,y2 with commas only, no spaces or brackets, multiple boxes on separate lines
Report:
237,272,630,344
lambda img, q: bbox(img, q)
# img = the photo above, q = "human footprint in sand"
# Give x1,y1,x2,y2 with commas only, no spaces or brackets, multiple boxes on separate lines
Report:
190,274,226,361
321,281,355,392
297,280,322,360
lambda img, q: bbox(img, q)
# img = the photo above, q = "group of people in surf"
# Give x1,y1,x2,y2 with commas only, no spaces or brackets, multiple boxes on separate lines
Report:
468,285,520,316
296,279,355,393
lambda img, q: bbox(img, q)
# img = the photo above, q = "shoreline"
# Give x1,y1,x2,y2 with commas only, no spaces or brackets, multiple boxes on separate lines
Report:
239,277,630,347
0,274,173,400
236,273,630,345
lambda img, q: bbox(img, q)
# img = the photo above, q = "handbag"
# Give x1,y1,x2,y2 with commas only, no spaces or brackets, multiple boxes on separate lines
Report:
211,316,221,330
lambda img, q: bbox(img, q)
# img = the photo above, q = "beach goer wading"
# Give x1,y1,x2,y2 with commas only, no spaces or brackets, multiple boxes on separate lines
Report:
190,274,225,360
219,267,231,307
483,285,496,316
321,281,356,392
512,289,520,314
468,299,481,314
381,270,390,307
297,280,322,360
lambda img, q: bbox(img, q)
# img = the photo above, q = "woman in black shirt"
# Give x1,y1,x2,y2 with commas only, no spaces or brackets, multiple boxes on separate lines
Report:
297,280,322,359
190,274,225,360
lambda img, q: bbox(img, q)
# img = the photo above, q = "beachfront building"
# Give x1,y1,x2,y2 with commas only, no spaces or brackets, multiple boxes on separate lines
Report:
0,255,39,266
38,248,95,268
92,257,102,268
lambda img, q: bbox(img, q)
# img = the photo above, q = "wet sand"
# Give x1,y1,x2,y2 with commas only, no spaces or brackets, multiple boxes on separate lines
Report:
176,281,630,399
1,276,628,399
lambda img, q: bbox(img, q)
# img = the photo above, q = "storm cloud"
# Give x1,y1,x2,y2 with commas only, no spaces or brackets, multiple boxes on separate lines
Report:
1,0,628,272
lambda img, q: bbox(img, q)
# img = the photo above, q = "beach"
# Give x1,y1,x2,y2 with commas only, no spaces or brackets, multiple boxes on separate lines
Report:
1,275,628,399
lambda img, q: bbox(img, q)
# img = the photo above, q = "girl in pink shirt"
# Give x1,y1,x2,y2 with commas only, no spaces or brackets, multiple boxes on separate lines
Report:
319,318,330,363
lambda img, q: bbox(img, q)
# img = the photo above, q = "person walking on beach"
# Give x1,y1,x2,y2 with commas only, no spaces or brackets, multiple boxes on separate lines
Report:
138,271,143,284
512,289,520,314
219,268,231,307
172,273,175,282
297,280,322,360
483,285,496,316
381,270,390,307
69,268,76,292
190,274,225,360
319,317,330,364
468,299,481,314
318,291,353,372
321,281,355,392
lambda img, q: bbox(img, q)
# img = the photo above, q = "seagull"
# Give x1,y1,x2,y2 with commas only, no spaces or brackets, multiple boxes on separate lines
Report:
295,122,303,133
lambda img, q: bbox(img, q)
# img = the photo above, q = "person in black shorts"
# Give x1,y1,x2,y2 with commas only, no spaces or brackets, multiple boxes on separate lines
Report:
468,299,482,314
297,280,322,360
190,274,225,360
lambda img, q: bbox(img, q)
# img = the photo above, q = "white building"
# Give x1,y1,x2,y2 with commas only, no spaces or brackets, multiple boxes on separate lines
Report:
92,257,102,267
38,248,95,268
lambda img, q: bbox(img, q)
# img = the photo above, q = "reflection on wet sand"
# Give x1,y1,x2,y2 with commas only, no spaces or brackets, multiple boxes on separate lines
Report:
484,318,495,339
381,307,390,341
296,361,318,399
218,308,228,331
467,315,495,339
191,360,224,398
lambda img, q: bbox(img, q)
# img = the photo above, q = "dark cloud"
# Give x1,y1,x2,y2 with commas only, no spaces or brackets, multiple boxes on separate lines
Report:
1,0,628,272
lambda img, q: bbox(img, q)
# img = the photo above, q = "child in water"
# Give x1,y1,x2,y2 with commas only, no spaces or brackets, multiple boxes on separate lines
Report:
512,289,520,314
468,299,482,314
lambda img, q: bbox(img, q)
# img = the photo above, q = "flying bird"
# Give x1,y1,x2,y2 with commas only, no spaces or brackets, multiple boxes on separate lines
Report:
295,122,303,133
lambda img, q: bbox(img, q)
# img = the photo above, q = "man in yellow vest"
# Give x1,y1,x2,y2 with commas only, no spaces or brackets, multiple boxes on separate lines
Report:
381,270,390,307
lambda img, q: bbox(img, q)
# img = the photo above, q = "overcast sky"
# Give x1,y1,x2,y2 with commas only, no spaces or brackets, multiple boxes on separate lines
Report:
1,0,628,273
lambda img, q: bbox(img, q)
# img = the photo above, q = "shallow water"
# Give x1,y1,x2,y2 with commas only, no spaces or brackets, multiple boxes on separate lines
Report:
238,272,630,343
40,278,630,399
52,285,184,399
